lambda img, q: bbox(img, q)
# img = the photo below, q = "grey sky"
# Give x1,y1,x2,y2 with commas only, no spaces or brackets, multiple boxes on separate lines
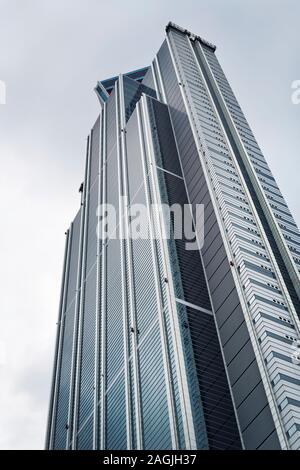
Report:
0,0,299,449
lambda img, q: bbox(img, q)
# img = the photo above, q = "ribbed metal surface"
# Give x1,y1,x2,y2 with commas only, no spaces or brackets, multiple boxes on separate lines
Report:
53,209,82,449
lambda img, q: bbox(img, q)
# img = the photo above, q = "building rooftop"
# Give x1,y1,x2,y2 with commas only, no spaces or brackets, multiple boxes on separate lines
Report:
94,66,149,105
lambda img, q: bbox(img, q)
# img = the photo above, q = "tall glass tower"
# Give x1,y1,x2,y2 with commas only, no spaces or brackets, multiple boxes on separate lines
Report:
46,23,300,451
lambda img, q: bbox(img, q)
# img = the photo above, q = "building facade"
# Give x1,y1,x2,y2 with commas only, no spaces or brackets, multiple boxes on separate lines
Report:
46,23,300,450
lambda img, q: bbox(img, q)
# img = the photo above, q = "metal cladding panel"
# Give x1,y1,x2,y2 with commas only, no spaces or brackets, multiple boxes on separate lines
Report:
46,229,70,449
123,75,141,123
197,44,300,320
75,116,101,449
241,405,282,450
105,237,126,449
126,102,209,449
123,75,156,123
141,67,156,93
143,98,210,447
53,299,77,449
127,174,158,336
65,210,81,309
237,381,269,431
105,145,124,385
157,36,279,449
147,97,211,311
126,107,174,448
201,45,300,280
138,326,172,450
164,26,300,449
219,303,245,345
106,372,127,449
170,28,300,449
105,88,126,448
77,264,97,450
145,92,240,448
185,306,242,449
85,178,98,275
149,98,182,176
53,209,82,449
231,358,262,407
125,110,145,202
258,430,283,450
163,310,186,449
106,87,117,157
89,115,100,188
162,170,212,310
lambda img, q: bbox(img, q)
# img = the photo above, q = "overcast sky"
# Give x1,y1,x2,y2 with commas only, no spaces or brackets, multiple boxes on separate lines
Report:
0,0,299,450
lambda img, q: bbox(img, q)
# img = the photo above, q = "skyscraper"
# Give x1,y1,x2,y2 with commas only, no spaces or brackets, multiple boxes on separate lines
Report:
46,22,300,450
